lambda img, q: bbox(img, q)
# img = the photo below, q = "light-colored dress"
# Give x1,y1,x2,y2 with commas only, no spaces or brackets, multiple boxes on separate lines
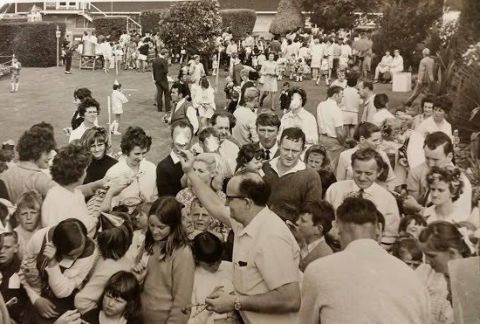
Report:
310,43,323,68
260,60,278,92
111,89,128,114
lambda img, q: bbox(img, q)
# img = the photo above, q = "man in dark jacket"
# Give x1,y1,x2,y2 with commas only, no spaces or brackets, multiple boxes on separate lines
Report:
152,49,171,112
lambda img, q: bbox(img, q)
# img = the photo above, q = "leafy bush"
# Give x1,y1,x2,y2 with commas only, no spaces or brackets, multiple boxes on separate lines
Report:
220,9,256,40
0,22,66,67
372,0,443,71
270,0,304,35
140,9,166,34
93,17,126,41
159,0,222,55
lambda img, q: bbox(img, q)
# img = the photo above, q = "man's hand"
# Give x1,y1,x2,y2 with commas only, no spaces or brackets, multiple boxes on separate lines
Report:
205,287,235,314
403,195,423,213
34,297,59,319
178,149,194,174
54,310,81,324
43,242,57,267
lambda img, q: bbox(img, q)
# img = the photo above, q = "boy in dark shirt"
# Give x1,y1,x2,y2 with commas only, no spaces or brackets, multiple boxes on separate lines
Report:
279,81,290,115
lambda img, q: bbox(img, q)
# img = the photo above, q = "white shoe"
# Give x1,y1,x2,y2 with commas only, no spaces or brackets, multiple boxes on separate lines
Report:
113,131,122,135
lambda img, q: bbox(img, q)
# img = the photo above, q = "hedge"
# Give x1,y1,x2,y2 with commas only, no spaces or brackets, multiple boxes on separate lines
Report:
93,17,127,41
140,9,166,34
220,9,256,40
0,22,66,67
269,0,304,35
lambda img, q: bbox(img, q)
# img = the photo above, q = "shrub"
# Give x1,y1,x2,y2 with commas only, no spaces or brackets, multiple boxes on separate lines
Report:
159,0,222,55
0,22,66,67
269,0,304,35
220,9,256,40
93,17,127,41
140,9,166,34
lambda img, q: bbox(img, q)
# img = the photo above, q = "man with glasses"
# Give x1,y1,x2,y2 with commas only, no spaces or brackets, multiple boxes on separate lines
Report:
179,165,301,324
69,97,100,143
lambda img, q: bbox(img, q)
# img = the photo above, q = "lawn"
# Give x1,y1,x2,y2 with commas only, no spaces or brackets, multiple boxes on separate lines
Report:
0,64,411,163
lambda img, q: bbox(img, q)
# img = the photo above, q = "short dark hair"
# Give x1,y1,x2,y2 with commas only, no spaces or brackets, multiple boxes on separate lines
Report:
248,70,259,81
373,93,389,109
421,95,435,112
300,201,335,235
52,219,88,259
192,231,224,264
347,75,358,87
280,127,306,149
97,213,133,260
236,143,264,171
304,145,330,169
351,147,384,172
236,172,271,206
170,82,189,98
256,113,281,129
337,197,379,225
353,122,381,141
120,126,152,155
30,122,54,134
171,120,194,138
198,127,219,143
17,128,56,162
399,213,427,233
392,236,423,264
327,86,343,98
423,131,454,156
211,111,236,131
419,221,471,257
434,95,452,113
73,88,92,101
287,87,307,106
78,97,100,117
51,144,91,186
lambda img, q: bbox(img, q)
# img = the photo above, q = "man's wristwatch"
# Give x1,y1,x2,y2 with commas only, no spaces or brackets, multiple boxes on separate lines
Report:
233,294,242,311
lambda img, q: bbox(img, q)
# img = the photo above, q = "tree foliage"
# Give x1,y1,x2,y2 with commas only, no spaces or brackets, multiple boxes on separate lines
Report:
93,17,126,41
140,9,166,34
302,0,375,31
269,0,304,35
220,9,256,40
372,0,443,70
159,0,222,55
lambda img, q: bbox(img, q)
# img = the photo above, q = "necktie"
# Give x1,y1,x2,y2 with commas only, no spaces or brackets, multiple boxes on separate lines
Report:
357,188,365,198
264,149,271,160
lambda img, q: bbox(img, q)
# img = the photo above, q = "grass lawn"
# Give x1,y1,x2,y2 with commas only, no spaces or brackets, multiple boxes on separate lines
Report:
0,64,412,163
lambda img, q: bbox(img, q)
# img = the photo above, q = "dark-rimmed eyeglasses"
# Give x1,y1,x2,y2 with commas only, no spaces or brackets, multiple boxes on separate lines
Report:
225,195,246,203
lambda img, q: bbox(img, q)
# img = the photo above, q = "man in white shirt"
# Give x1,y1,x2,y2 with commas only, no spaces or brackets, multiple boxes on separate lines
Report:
69,97,100,143
280,87,318,145
317,85,346,169
390,49,404,74
182,170,301,324
300,197,430,324
404,131,472,217
374,50,393,82
341,75,361,137
325,147,400,248
256,113,281,160
232,87,259,146
211,111,239,174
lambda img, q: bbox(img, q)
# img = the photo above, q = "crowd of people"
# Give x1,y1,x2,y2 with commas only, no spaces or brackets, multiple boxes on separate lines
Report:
1,25,479,324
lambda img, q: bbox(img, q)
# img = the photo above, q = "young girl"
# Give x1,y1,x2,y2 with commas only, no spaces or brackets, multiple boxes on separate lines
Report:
82,271,141,324
391,236,423,270
188,232,235,324
319,54,330,86
20,219,98,324
111,81,129,136
398,213,427,239
134,197,195,323
235,143,265,174
74,214,134,314
423,166,465,224
13,191,42,259
418,221,472,324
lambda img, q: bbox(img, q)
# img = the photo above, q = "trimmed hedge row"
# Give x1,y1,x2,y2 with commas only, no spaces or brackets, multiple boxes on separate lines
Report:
93,17,127,41
0,22,66,67
220,9,256,39
140,9,166,34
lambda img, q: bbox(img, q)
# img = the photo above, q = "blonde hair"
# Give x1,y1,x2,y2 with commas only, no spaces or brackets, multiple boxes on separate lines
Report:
193,153,228,191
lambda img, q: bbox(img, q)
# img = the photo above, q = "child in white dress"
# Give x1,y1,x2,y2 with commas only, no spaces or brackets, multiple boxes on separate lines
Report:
111,80,129,135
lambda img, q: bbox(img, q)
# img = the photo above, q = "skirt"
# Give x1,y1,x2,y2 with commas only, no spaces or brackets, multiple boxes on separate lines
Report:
261,75,277,92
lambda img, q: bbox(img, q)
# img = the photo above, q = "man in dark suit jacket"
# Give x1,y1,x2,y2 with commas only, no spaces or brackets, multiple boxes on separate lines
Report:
156,120,193,197
152,49,171,112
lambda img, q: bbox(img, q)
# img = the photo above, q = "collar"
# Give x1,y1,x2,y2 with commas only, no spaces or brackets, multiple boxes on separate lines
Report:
260,142,278,157
170,151,181,164
176,98,186,109
16,161,42,172
269,157,306,176
238,207,270,238
364,94,374,105
306,237,325,253
326,98,337,105
345,238,381,251
286,107,306,118
351,180,376,195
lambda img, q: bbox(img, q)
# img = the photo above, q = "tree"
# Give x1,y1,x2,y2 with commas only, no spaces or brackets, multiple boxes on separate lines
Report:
159,0,222,55
372,0,443,71
302,0,375,31
269,0,304,35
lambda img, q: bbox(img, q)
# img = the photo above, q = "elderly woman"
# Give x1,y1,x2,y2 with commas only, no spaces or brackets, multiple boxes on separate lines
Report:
80,127,117,185
105,126,157,207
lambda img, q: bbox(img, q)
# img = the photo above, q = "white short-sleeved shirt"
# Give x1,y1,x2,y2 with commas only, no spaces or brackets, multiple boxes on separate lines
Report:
230,207,300,324
373,108,395,127
280,108,318,145
317,98,344,138
416,116,452,138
